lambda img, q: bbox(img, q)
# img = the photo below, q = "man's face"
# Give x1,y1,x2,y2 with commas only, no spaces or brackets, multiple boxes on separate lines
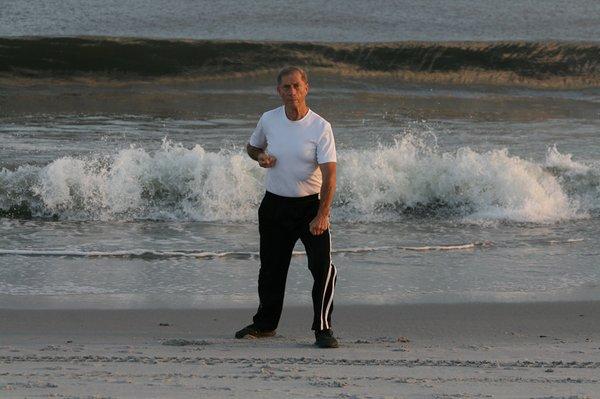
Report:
277,71,309,107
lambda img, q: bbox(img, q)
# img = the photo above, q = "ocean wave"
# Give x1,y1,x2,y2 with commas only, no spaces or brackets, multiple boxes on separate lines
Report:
1,37,600,88
0,136,598,223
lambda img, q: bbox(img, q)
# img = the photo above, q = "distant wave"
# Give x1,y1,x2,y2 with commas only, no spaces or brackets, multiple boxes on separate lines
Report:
1,37,600,88
1,135,598,224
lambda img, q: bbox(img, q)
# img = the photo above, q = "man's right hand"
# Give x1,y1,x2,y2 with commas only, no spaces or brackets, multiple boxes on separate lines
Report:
258,153,277,168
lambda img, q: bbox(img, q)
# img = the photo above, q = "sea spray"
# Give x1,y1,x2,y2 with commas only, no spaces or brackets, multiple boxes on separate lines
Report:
0,139,264,220
338,135,582,223
0,136,595,223
545,144,600,212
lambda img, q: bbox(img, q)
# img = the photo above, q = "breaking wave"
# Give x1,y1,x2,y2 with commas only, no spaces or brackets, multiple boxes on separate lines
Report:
1,136,598,223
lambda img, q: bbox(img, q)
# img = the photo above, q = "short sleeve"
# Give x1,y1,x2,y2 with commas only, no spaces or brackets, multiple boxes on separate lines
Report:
316,123,337,164
248,115,267,149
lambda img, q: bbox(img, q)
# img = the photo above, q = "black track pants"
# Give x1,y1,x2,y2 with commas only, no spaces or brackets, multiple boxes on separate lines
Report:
252,191,337,331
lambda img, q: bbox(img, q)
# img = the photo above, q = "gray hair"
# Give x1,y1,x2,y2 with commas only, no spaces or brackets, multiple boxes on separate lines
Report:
277,66,308,85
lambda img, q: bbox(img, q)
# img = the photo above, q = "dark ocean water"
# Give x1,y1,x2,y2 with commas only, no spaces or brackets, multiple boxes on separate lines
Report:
2,0,600,42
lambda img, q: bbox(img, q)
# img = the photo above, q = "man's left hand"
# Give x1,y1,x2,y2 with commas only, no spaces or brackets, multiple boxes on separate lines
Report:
309,213,330,236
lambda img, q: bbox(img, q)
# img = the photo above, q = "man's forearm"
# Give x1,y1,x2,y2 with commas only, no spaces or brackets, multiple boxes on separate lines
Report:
318,178,336,217
246,144,264,161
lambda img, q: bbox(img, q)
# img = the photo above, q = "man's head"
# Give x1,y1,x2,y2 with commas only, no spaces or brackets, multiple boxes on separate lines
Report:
277,66,309,108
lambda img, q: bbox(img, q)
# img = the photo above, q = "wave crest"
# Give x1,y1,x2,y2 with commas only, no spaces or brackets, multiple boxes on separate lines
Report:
2,139,264,221
0,136,596,223
339,135,583,223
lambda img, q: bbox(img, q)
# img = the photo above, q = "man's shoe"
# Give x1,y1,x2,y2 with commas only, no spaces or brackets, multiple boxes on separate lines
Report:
314,329,339,348
235,324,276,339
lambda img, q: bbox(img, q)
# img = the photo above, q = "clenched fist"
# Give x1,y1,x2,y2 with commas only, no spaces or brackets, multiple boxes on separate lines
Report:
258,152,277,168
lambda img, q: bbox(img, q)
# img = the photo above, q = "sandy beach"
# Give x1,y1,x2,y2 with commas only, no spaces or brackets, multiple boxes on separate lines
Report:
2,302,599,398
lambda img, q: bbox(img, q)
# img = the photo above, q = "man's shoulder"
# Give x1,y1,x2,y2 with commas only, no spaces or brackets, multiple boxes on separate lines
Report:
308,109,330,125
307,110,332,134
260,106,283,121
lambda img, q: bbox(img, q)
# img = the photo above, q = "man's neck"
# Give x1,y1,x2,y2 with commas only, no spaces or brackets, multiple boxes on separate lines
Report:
284,104,309,121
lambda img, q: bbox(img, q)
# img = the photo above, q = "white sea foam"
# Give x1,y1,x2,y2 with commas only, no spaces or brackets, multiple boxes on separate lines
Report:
0,136,597,223
338,135,585,223
544,144,600,212
0,247,390,259
17,139,264,221
0,243,485,259
398,242,491,251
545,144,590,174
4,240,591,259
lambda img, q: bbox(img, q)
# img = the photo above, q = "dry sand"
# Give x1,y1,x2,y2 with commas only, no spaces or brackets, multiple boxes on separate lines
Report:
1,302,600,398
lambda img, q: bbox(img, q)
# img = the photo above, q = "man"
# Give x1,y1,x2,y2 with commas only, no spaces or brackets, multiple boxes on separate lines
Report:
235,66,339,348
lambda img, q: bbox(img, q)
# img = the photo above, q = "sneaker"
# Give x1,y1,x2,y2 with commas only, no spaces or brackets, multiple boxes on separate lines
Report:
314,329,339,348
235,324,276,339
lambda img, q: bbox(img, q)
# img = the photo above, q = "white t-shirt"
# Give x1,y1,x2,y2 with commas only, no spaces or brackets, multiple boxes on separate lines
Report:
249,106,337,197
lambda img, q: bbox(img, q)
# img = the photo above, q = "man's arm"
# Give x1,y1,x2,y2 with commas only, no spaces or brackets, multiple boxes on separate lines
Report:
309,162,336,235
247,143,276,168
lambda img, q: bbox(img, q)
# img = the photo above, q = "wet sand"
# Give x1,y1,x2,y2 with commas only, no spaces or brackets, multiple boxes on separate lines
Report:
2,302,599,398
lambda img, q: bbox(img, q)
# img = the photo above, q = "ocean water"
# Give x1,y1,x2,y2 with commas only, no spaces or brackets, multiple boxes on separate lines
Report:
1,0,599,309
1,81,600,309
2,0,600,42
